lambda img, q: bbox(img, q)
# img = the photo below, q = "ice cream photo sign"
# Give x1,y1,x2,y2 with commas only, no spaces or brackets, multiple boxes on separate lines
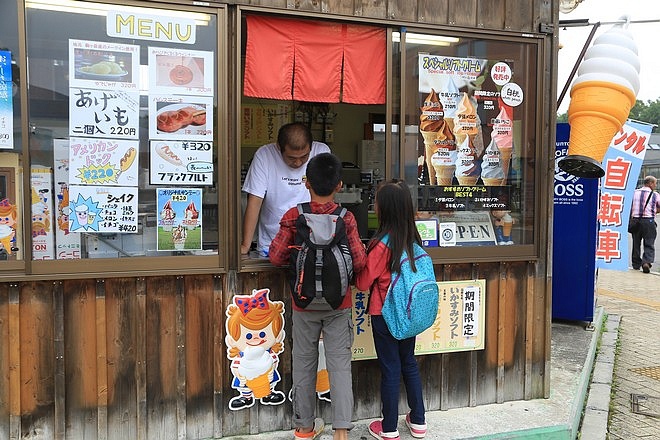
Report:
559,18,641,178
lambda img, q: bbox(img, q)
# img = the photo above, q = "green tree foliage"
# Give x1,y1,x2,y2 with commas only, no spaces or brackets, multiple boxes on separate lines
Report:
629,99,660,132
557,99,660,132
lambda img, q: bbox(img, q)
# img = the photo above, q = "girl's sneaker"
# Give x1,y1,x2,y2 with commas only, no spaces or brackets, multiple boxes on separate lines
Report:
405,413,427,438
368,420,400,440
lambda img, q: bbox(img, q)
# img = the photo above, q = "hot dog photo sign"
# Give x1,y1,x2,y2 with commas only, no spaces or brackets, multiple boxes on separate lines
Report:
149,140,213,185
69,137,139,186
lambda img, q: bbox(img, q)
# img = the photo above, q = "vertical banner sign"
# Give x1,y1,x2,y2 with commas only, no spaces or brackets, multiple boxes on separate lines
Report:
0,50,13,149
596,120,651,270
351,280,486,360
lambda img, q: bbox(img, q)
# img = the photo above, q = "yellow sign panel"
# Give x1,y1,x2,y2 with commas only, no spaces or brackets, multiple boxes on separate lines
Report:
241,103,292,147
351,279,486,360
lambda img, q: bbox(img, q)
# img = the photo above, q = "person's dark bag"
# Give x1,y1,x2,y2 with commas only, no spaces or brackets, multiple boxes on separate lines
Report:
288,203,353,310
628,191,653,234
628,216,640,234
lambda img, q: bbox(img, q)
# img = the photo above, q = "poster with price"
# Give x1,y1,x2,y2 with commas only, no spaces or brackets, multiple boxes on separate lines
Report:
69,137,139,186
148,47,214,96
0,50,13,150
69,89,139,139
149,94,213,141
69,185,138,233
150,140,213,185
350,280,486,361
69,39,140,91
156,188,202,251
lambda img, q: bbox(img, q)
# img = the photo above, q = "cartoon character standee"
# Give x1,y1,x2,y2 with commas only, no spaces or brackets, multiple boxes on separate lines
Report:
225,288,286,410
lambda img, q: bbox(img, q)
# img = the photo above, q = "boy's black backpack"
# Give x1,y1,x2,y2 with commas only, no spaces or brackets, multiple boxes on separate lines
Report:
288,203,353,310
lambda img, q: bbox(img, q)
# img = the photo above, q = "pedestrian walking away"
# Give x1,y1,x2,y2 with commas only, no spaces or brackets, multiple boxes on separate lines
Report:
630,175,660,273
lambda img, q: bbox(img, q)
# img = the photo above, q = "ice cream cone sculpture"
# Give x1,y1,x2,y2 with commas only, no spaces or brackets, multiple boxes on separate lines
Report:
491,103,513,182
455,136,481,185
481,138,506,186
559,18,640,178
420,89,456,185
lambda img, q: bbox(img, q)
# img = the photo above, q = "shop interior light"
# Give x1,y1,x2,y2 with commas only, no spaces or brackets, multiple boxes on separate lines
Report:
25,0,211,25
392,32,460,46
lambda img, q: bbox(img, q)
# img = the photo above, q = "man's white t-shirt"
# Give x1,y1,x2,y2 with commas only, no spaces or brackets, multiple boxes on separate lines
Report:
242,141,331,252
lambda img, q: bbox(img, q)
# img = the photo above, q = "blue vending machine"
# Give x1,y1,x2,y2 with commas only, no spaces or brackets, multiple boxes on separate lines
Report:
552,123,599,322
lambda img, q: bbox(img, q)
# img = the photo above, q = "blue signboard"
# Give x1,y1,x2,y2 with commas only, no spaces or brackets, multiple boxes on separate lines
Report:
552,123,599,322
0,50,13,150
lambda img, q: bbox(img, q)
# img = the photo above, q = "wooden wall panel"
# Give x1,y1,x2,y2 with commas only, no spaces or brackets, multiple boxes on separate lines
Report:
184,275,215,440
448,0,477,28
501,262,527,402
104,278,138,440
289,0,322,13
355,0,387,19
477,0,505,29
504,0,533,32
321,0,355,16
0,283,8,438
63,279,97,439
387,0,416,22
145,277,178,440
417,0,448,24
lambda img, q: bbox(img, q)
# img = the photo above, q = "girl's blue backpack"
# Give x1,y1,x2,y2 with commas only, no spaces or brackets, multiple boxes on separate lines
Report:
381,238,439,340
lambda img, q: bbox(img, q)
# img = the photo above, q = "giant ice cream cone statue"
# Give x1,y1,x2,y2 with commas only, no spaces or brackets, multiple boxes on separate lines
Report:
559,18,640,178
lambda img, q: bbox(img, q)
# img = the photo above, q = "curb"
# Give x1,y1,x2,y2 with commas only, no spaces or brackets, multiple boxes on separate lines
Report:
578,311,620,439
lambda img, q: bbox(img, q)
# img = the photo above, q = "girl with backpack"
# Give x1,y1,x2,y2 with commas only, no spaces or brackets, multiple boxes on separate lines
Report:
356,180,427,440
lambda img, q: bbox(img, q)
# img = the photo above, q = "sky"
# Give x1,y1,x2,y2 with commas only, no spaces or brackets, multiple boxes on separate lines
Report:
557,0,660,114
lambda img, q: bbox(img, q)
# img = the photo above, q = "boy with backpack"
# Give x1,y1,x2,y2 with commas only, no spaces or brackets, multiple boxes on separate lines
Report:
269,152,366,440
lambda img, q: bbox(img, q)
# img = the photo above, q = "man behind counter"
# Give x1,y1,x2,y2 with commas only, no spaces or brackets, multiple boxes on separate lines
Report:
241,122,331,256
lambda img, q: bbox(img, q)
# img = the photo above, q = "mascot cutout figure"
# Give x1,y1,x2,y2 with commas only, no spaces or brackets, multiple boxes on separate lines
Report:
225,288,286,410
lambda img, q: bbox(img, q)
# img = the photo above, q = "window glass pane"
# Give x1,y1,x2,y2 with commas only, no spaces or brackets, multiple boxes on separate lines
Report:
0,0,23,262
401,32,537,247
25,1,218,260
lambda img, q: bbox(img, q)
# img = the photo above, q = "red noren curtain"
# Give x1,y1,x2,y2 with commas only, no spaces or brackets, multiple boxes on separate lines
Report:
243,15,385,104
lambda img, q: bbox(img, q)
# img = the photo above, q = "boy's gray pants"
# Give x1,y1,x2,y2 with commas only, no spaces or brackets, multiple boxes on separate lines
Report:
291,308,355,430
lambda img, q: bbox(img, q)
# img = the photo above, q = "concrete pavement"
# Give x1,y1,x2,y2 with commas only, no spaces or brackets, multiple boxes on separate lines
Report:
595,267,660,439
222,266,659,440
